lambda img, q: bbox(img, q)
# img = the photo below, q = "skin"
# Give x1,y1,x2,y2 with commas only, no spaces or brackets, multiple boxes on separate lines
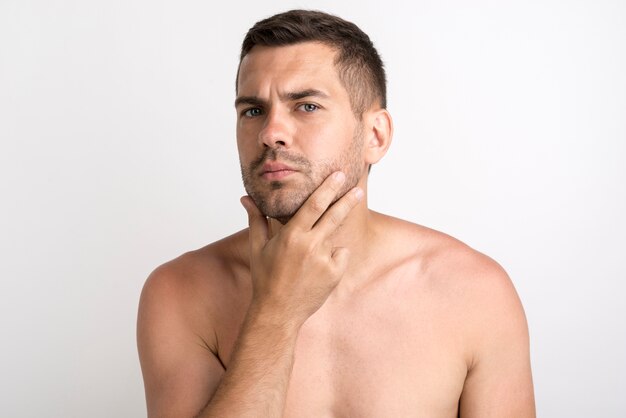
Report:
137,42,535,417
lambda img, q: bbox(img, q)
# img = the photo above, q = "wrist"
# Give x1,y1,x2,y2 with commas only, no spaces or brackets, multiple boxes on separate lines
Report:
245,300,304,337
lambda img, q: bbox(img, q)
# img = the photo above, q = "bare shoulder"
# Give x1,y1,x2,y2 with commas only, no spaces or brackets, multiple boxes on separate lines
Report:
137,229,251,417
375,213,534,415
138,228,252,354
140,229,250,310
378,212,520,304
375,211,527,344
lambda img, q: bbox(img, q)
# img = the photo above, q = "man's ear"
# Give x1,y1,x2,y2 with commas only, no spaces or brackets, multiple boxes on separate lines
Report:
363,108,393,165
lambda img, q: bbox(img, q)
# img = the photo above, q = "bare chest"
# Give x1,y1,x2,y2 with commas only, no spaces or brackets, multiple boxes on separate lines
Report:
281,288,468,418
213,261,470,418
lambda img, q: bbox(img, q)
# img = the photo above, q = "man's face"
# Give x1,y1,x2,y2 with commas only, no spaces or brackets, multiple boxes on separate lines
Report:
236,42,366,223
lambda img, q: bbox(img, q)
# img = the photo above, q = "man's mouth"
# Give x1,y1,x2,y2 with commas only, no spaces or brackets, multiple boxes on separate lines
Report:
260,162,298,180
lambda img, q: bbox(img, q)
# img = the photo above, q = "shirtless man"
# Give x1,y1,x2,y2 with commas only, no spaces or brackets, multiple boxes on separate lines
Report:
137,9,535,418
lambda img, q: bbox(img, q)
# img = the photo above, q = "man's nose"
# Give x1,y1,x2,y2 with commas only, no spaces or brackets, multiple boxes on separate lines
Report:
258,109,292,149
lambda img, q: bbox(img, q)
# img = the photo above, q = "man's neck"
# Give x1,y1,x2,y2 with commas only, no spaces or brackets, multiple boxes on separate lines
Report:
267,190,378,293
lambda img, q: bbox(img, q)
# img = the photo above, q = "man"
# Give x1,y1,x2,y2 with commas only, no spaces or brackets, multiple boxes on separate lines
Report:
137,9,535,418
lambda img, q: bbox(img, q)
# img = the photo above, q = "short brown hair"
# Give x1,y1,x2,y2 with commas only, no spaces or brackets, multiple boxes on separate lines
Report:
237,9,386,116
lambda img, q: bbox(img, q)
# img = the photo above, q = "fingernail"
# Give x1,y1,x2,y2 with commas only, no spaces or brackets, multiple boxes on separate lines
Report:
333,171,345,182
353,187,364,201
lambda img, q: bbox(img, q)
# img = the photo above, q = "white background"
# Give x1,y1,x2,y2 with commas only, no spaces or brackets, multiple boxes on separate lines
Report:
1,0,624,417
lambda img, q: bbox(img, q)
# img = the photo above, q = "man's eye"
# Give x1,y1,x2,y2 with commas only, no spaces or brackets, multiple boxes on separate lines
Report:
243,108,263,117
299,103,319,112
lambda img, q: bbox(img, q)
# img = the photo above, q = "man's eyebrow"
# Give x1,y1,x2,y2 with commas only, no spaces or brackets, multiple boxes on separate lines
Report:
283,89,329,101
234,96,266,108
234,89,329,108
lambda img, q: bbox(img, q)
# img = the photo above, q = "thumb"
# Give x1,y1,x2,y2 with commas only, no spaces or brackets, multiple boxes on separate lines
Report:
240,196,269,250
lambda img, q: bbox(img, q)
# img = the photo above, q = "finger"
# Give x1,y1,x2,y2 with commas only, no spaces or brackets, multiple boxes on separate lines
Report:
290,171,346,231
240,196,269,252
314,186,363,238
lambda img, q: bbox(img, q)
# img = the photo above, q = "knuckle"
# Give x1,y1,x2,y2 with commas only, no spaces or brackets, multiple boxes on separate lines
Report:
343,193,359,211
282,229,300,247
305,242,319,257
308,197,326,214
326,211,342,228
334,199,352,218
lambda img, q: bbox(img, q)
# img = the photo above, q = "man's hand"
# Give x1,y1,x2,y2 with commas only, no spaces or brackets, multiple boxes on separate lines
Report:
240,171,363,327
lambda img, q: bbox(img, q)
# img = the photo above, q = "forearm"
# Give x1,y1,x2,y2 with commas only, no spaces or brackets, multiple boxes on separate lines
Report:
199,173,358,417
196,305,300,418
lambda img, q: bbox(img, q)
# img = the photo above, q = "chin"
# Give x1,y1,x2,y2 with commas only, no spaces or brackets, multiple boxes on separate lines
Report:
249,189,309,224
272,214,293,225
261,200,305,224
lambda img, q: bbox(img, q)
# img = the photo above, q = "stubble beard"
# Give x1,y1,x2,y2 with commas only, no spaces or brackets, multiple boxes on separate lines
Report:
240,125,364,224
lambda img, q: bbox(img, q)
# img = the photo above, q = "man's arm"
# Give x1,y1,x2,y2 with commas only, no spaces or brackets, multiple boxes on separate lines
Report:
458,261,535,417
137,171,362,417
137,264,227,417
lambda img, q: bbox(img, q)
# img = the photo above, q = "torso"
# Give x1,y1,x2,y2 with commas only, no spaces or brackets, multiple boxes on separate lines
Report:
285,267,467,418
181,212,482,418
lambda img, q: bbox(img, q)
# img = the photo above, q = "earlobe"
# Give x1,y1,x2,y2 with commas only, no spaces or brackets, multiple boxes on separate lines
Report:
364,109,393,165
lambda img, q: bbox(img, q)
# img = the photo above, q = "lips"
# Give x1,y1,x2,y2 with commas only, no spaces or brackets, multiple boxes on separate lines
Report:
260,162,298,180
